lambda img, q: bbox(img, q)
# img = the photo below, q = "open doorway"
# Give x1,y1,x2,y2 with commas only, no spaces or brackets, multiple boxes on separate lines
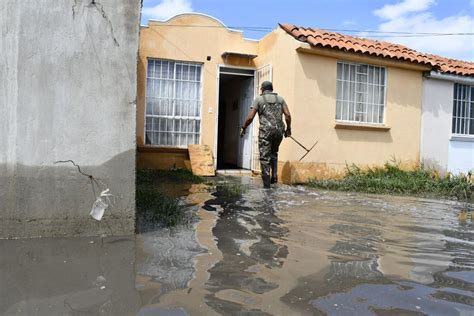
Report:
217,67,255,170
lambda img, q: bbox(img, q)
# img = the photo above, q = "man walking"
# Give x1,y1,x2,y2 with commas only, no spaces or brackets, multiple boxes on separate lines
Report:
240,81,292,188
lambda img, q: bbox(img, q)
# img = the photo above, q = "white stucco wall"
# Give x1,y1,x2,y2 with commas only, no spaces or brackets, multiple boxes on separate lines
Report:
420,78,453,173
421,76,474,175
448,138,474,174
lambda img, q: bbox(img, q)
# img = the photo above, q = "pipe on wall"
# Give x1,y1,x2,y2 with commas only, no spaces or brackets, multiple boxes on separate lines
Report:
424,71,474,85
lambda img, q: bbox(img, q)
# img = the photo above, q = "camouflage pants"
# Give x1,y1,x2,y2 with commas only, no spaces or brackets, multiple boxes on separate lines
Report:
259,131,283,185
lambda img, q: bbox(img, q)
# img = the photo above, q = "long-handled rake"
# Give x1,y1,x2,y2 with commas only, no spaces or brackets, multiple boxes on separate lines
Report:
288,136,319,161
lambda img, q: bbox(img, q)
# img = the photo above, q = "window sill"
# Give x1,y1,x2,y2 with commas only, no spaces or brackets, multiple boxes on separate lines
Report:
137,145,189,153
450,135,474,142
335,122,391,131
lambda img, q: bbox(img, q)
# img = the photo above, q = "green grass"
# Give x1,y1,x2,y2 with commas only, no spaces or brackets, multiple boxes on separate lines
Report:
215,183,247,198
136,188,185,227
307,161,473,202
136,168,205,185
136,168,205,227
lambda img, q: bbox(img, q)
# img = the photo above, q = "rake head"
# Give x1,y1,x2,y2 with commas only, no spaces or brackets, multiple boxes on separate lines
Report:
288,136,319,161
298,140,318,161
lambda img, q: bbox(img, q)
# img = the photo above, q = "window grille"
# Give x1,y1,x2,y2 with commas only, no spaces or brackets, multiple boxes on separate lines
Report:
452,83,474,136
145,59,202,147
336,62,386,124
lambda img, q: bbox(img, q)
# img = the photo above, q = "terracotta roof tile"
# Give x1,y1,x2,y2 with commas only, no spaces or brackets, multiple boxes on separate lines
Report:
280,23,474,77
425,53,474,77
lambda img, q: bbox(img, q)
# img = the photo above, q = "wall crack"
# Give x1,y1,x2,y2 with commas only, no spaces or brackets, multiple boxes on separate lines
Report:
72,0,78,19
54,159,124,230
89,0,120,47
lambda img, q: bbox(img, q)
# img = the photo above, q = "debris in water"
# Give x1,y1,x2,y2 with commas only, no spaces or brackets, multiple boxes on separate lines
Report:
458,208,472,222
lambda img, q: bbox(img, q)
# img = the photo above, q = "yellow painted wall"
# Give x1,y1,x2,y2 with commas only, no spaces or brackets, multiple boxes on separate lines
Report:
137,14,258,162
137,14,425,181
256,28,424,181
295,55,423,168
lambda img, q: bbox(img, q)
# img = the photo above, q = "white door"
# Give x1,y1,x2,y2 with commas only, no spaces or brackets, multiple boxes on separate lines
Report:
238,77,254,169
252,64,272,172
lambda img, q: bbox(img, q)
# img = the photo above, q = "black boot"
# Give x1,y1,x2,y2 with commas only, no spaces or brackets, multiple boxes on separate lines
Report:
262,174,271,188
270,159,278,184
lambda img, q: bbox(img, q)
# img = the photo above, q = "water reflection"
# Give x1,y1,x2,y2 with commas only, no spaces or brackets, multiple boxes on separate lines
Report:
135,177,473,315
2,176,472,315
202,178,289,314
0,236,140,315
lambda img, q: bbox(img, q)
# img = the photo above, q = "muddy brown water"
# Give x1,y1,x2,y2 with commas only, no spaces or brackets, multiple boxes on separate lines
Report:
1,175,473,315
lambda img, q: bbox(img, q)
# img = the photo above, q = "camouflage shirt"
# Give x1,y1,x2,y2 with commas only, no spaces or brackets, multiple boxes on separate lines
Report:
251,91,288,137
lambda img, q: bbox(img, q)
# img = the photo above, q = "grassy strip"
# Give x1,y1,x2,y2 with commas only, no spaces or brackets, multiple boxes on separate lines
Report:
215,183,247,198
136,168,205,227
308,162,473,201
136,188,184,227
136,168,205,185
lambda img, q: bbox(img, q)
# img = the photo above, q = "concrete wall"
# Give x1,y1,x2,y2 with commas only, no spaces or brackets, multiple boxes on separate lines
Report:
0,0,141,238
420,79,453,173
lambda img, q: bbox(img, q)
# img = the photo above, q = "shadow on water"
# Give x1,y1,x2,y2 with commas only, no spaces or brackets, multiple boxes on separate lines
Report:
201,179,289,315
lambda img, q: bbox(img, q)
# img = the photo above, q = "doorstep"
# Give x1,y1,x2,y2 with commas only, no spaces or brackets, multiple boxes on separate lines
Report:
216,169,253,175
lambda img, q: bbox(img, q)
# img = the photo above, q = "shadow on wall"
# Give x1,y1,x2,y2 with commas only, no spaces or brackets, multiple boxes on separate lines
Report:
421,158,446,175
297,53,336,101
0,149,136,239
421,78,453,118
335,129,393,143
422,94,448,118
385,67,423,110
279,161,344,184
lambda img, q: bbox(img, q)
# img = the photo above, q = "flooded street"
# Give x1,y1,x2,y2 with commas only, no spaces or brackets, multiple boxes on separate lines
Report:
1,175,473,315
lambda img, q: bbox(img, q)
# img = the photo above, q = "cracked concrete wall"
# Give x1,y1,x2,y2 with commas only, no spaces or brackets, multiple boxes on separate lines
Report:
0,0,142,238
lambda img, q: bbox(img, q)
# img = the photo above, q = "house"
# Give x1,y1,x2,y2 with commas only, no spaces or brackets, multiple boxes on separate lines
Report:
420,57,474,175
136,13,471,182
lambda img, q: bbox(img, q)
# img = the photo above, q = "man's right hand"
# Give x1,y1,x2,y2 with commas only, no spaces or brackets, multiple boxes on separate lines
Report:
284,129,292,138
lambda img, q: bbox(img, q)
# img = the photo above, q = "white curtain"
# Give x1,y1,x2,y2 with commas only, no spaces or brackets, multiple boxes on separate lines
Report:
336,62,386,124
145,59,202,146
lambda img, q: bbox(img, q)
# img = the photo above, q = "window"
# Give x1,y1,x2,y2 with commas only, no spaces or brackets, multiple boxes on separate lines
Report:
145,59,202,147
336,62,386,124
452,83,474,136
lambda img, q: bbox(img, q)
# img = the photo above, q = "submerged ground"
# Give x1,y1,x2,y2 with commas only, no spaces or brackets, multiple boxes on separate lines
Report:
1,175,473,315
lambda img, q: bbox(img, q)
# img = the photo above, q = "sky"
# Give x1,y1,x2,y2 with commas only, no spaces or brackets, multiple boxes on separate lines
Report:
141,0,474,62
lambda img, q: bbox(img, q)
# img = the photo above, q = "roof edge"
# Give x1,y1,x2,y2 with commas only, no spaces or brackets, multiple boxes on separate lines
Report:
280,23,474,76
280,23,436,68
146,12,243,34
425,71,474,84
